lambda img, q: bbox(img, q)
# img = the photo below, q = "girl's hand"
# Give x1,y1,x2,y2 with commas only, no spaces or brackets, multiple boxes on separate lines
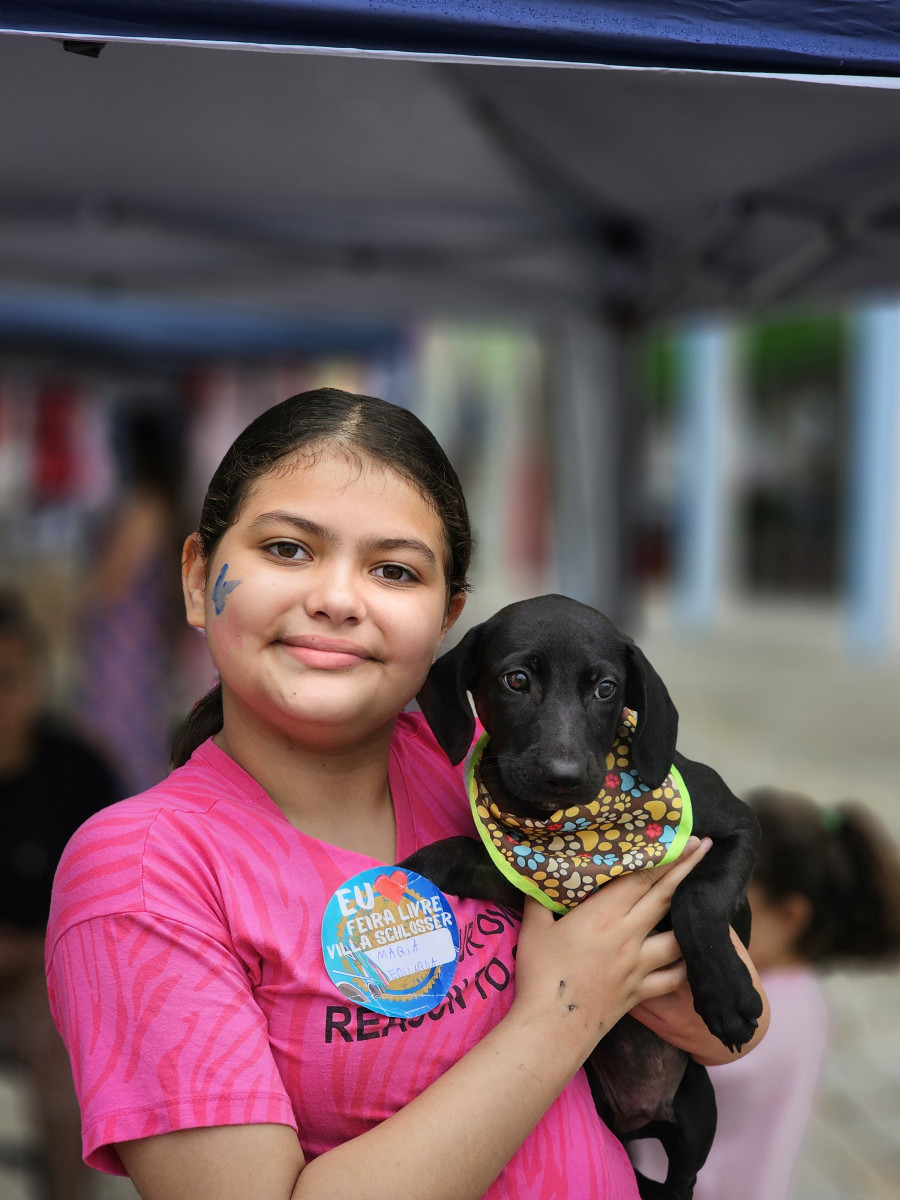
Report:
509,837,712,1060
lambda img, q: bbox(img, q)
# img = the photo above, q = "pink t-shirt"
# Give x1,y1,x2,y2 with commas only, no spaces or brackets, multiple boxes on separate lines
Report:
47,712,638,1199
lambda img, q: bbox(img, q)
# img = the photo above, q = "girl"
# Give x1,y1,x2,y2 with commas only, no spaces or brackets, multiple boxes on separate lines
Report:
46,388,767,1200
636,786,900,1200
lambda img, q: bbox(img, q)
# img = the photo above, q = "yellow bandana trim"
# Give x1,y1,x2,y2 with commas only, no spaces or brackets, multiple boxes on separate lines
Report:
466,709,692,914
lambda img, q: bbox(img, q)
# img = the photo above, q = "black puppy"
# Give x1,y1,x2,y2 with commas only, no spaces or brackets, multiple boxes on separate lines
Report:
401,595,762,1200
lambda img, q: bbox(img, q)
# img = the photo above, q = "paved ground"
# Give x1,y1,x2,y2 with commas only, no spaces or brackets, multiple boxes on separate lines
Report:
0,596,896,1198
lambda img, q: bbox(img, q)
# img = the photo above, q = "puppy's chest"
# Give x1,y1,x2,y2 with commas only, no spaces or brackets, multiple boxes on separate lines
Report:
468,709,693,912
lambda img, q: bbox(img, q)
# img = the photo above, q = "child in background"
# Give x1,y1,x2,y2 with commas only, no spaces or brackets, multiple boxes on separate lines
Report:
0,588,122,1200
635,785,900,1200
76,407,183,795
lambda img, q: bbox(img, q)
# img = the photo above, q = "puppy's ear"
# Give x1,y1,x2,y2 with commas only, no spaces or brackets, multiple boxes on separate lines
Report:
624,642,679,788
417,622,486,765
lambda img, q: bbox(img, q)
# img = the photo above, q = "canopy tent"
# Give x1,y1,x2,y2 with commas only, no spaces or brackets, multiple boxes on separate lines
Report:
3,37,900,329
4,1,900,75
2,7,900,621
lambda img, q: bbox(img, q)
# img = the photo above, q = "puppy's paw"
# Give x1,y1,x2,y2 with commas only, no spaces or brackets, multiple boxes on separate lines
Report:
397,841,459,893
398,836,521,906
690,958,764,1052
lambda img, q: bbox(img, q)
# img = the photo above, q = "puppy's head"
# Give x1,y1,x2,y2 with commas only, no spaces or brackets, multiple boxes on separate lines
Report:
418,595,678,814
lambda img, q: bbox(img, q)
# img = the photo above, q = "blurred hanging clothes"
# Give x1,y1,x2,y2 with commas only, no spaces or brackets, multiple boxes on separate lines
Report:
33,381,81,503
76,407,184,796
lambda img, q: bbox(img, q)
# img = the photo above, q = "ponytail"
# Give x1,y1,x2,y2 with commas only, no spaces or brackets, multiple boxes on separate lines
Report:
747,788,900,969
170,683,224,770
826,802,900,964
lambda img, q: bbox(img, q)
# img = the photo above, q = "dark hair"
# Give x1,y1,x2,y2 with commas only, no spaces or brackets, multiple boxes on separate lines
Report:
118,406,182,497
0,588,46,660
171,388,472,769
747,787,900,967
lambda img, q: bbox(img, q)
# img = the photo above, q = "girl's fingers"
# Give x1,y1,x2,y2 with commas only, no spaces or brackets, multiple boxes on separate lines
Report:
624,836,712,916
526,837,712,946
640,929,683,973
635,958,690,1002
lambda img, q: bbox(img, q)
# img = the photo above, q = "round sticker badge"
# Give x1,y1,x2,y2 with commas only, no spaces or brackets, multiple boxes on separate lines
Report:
321,866,460,1018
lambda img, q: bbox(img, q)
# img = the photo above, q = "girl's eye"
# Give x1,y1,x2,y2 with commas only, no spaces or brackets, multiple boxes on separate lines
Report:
373,563,418,583
502,670,530,693
594,679,617,699
267,541,309,561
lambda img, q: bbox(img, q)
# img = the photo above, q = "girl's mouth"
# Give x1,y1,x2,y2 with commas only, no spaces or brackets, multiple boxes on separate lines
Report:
279,634,373,670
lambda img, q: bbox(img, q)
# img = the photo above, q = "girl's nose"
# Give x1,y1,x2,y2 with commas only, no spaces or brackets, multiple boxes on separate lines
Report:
303,565,366,625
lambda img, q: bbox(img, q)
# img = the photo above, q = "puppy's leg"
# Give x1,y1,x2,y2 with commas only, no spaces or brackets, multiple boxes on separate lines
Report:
670,764,763,1049
671,844,763,1050
629,1059,716,1200
399,836,524,907
629,1177,682,1200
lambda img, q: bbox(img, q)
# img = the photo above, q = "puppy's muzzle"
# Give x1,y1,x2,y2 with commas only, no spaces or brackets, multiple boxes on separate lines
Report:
540,756,587,795
499,751,603,813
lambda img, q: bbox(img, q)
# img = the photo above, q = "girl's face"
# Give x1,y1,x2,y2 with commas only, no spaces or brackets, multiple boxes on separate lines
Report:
183,451,465,750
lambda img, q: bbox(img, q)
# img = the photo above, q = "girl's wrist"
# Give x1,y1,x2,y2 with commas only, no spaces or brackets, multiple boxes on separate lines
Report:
504,988,609,1072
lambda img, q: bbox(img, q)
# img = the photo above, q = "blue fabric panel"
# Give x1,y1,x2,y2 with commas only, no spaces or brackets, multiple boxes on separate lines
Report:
2,2,900,75
0,289,400,359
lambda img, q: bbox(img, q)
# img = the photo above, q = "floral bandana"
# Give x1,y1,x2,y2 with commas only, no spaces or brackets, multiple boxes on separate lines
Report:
466,708,692,914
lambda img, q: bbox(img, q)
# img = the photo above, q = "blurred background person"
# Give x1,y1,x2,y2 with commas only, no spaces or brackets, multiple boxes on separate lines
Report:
75,407,184,796
633,786,900,1200
0,588,122,1200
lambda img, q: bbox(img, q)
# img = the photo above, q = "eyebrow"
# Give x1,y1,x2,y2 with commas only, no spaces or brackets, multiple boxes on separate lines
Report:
359,536,439,568
246,512,329,540
246,511,440,568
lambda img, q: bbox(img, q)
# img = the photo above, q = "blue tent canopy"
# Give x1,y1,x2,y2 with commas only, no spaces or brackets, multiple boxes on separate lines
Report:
4,1,900,75
2,3,900,346
1,23,900,337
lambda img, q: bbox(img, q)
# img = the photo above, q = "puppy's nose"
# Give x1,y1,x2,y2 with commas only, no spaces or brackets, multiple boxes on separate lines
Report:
540,758,584,793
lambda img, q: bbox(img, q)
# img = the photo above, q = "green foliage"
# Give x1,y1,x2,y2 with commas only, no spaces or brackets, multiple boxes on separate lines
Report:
745,312,847,391
639,310,847,413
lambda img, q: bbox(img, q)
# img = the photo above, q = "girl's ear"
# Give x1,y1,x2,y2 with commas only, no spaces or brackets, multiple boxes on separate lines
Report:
779,892,814,943
440,592,467,639
182,534,208,630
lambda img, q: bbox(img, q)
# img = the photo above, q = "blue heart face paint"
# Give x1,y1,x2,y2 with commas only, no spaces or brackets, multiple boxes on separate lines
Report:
212,563,241,615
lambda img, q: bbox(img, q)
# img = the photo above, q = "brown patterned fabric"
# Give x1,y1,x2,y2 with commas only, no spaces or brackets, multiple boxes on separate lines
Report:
467,709,692,913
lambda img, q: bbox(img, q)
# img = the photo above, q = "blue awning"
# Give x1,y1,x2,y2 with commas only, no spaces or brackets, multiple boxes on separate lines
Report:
0,287,400,360
3,1,900,75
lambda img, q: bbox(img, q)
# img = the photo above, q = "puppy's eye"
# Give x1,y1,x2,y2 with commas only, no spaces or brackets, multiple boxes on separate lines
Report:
594,679,617,699
502,670,530,693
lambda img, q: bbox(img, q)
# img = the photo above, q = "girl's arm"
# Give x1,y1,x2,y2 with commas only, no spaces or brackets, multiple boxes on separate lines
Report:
630,928,770,1065
118,839,711,1200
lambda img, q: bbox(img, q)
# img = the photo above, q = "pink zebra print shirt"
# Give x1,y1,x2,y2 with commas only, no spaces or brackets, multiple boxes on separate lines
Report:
46,713,638,1199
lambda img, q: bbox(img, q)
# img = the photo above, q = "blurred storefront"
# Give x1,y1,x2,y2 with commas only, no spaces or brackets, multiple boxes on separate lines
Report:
637,304,900,656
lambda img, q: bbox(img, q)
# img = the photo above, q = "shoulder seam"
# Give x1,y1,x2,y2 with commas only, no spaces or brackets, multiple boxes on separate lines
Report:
46,906,234,968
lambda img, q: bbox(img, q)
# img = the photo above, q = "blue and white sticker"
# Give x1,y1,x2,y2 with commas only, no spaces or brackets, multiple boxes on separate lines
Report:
321,866,459,1018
